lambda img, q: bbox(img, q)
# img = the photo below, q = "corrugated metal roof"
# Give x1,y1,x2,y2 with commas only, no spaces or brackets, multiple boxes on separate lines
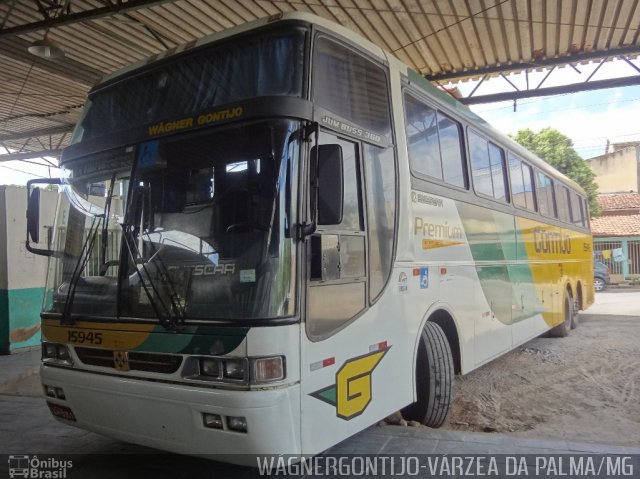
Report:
1,0,640,159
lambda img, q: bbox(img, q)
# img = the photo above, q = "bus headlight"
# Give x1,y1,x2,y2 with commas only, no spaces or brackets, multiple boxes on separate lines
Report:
199,358,221,378
56,345,71,361
42,342,73,366
253,356,284,382
186,355,285,385
223,359,245,380
43,343,57,359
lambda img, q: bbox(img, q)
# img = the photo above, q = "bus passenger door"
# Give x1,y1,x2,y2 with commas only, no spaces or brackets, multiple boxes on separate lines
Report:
300,132,369,455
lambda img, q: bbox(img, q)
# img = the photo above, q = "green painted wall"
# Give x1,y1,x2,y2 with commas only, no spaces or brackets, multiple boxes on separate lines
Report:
0,186,57,354
0,287,44,354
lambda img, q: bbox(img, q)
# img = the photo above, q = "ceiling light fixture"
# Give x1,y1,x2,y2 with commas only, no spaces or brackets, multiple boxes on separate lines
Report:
28,34,65,59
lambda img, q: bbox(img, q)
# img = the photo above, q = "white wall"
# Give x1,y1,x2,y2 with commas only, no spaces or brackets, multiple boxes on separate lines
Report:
1,185,58,289
588,147,640,194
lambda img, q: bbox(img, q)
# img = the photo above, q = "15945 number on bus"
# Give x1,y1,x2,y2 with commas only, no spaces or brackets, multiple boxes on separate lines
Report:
67,330,103,345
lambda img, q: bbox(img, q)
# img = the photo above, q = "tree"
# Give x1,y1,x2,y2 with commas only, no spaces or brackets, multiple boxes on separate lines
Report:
512,127,600,216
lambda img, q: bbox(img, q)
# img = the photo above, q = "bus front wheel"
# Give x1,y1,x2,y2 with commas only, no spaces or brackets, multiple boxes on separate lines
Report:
401,321,454,427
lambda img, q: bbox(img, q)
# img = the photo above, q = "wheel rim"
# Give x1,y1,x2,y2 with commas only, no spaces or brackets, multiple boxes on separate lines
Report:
565,295,572,328
594,278,604,291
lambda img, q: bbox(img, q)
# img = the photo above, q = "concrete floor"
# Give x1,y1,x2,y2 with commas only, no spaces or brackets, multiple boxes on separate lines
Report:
1,291,639,477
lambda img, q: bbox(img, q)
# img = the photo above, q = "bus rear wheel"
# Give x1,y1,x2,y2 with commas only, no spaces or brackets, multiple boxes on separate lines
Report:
549,290,573,338
401,321,454,427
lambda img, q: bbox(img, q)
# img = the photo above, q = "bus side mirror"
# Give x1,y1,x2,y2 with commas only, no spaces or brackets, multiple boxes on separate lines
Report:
26,178,61,256
27,187,41,243
316,144,343,226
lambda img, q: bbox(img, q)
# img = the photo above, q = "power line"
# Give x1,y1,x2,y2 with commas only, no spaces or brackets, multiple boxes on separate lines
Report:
391,0,511,54
0,163,42,177
474,94,640,115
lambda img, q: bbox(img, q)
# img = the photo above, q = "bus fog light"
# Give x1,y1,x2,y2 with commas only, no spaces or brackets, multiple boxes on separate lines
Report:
223,359,245,380
44,385,56,398
200,359,220,378
203,413,223,429
55,388,66,400
253,356,284,382
227,416,247,433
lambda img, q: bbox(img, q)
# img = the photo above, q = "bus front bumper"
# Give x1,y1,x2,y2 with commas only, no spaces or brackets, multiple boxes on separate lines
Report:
41,364,301,465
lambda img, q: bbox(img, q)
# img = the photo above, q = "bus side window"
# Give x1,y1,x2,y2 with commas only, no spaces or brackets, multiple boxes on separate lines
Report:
405,95,442,180
536,171,557,218
488,142,509,202
438,114,467,189
509,154,537,212
469,129,510,203
569,191,582,226
522,162,537,211
509,154,526,208
556,184,571,223
404,93,467,189
364,143,396,301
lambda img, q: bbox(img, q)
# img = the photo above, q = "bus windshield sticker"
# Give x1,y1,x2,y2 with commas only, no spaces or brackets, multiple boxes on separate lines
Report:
137,140,160,168
239,269,256,283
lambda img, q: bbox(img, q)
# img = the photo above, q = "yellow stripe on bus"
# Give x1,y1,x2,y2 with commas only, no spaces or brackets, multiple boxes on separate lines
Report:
42,321,155,350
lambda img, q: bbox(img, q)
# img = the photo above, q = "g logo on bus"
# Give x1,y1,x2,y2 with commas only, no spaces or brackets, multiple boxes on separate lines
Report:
310,347,389,420
113,351,130,371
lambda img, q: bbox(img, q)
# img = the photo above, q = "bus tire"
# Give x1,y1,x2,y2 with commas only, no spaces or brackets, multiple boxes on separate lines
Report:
571,286,582,329
401,321,454,428
549,290,573,338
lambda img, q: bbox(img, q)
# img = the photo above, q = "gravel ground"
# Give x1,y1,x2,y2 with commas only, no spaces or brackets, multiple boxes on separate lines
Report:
442,292,640,445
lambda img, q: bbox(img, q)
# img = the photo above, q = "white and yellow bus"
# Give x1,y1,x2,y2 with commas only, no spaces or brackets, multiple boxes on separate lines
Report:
28,12,594,464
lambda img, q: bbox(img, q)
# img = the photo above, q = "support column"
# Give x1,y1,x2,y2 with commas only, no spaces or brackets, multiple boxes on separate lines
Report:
622,239,630,279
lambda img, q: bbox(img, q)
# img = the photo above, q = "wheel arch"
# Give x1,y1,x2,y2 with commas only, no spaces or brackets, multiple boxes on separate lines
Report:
414,306,462,375
564,280,574,299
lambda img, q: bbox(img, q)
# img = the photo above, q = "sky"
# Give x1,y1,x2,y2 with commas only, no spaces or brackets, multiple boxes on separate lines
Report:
0,156,59,186
459,58,640,160
2,59,639,186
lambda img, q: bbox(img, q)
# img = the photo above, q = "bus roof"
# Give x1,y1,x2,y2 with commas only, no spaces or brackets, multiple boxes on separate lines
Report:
94,11,585,197
97,12,386,88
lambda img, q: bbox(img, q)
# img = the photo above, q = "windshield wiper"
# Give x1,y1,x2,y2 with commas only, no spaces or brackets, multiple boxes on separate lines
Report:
121,222,185,331
61,214,103,325
99,173,117,276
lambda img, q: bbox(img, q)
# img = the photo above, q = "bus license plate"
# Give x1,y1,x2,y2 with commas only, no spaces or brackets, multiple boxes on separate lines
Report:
47,402,76,422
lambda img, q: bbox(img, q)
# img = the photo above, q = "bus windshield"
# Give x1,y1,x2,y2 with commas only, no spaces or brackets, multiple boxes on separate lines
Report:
71,28,306,143
45,119,299,323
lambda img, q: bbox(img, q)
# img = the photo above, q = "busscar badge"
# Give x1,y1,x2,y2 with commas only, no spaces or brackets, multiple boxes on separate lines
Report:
113,351,130,371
